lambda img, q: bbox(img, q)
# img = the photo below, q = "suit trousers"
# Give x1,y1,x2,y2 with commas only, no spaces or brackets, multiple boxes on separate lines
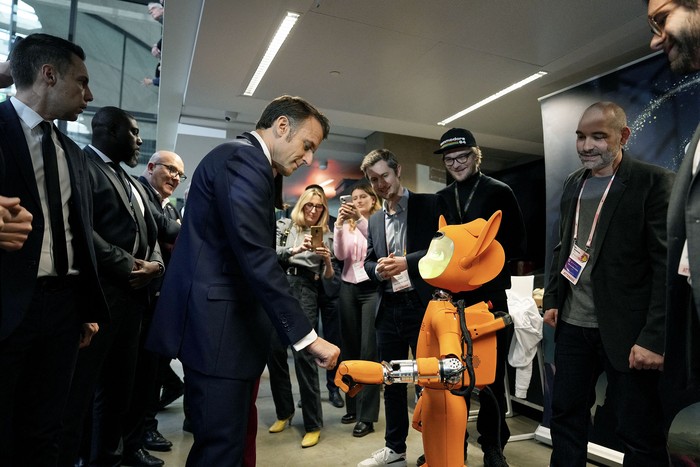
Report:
317,281,341,391
58,284,144,466
184,366,257,467
0,277,81,467
267,275,323,431
338,280,380,422
375,290,424,454
123,309,160,456
549,321,670,467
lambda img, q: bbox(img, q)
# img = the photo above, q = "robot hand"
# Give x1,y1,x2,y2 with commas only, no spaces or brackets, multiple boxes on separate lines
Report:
335,360,389,397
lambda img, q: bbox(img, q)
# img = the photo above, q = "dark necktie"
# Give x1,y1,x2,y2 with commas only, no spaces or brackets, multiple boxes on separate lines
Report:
108,161,132,201
109,162,148,259
40,121,68,276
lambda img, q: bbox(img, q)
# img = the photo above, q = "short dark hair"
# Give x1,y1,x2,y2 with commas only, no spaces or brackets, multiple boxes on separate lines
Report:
256,95,330,140
9,33,86,89
91,106,135,135
360,148,400,176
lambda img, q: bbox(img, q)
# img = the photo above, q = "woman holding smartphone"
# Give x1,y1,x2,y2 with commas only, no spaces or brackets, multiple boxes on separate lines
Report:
267,186,334,448
333,181,382,437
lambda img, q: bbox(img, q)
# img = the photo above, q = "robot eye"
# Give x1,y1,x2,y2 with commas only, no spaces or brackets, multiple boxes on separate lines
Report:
433,231,445,239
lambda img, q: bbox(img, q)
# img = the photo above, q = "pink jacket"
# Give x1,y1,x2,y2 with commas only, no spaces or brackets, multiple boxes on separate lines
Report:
333,218,370,283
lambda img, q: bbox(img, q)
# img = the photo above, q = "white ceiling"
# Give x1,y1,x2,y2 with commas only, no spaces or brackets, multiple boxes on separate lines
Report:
157,0,657,195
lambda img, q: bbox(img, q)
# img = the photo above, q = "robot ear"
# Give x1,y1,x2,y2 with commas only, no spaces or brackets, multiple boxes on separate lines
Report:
467,210,502,258
438,215,447,230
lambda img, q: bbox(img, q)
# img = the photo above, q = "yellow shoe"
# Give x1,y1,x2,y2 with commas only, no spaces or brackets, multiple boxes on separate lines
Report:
301,430,321,448
268,415,293,433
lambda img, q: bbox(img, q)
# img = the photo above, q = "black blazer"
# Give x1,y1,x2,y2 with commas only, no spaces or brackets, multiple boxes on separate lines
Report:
364,191,446,313
137,175,180,248
146,133,313,379
437,173,526,298
84,146,162,286
543,154,673,371
0,100,108,339
666,123,700,391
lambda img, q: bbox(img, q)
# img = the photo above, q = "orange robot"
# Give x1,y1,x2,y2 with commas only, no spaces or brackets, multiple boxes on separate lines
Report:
335,211,512,467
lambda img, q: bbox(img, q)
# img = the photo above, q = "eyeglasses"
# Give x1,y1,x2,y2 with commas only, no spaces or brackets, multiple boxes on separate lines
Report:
303,203,325,212
443,151,474,167
648,0,677,36
154,163,187,180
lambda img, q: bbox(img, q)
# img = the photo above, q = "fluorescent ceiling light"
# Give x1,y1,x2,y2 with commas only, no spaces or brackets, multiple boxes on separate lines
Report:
243,12,300,96
438,71,547,126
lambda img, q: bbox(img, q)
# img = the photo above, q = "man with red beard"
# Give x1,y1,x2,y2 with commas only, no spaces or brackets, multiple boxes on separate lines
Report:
543,101,673,466
646,0,700,401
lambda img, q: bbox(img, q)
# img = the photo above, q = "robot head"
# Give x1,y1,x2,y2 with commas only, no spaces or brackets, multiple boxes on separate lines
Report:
418,211,505,293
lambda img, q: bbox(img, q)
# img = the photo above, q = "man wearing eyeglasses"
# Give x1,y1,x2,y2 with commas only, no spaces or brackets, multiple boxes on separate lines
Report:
646,0,700,408
422,128,526,467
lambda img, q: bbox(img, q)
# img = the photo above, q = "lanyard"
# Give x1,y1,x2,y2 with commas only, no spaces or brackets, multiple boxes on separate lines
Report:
573,170,617,251
454,172,482,223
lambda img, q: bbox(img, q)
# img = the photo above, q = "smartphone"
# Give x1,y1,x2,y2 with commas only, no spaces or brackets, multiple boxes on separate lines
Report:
339,195,352,204
310,226,324,248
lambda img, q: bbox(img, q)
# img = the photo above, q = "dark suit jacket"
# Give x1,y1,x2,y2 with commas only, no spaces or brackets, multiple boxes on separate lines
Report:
666,123,700,391
84,146,162,289
137,175,180,265
543,154,673,372
437,173,526,299
146,133,313,380
0,100,108,339
364,191,445,313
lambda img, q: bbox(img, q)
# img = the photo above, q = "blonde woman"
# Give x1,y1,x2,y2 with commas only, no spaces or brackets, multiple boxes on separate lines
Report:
333,181,382,437
267,187,334,448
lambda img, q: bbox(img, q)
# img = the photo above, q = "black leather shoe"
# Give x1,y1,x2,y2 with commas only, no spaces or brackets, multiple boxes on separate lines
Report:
122,448,164,467
158,385,184,410
352,421,374,437
143,430,173,452
341,413,357,424
329,389,345,408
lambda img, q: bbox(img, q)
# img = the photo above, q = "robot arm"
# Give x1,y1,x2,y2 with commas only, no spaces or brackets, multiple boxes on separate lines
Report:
334,356,465,397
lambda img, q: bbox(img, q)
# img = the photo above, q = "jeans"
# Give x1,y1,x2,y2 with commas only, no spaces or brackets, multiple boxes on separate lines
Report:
267,275,323,431
549,321,670,467
338,280,380,422
376,290,424,454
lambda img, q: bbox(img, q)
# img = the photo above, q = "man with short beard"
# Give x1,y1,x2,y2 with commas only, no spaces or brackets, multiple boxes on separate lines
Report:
543,102,673,467
59,106,165,467
647,0,700,397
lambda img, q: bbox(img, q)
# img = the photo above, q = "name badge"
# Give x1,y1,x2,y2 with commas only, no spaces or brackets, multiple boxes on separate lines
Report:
352,262,370,282
678,241,691,278
561,243,589,285
391,270,411,292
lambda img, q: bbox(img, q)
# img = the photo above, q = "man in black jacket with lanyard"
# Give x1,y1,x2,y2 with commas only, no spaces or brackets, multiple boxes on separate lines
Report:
430,128,526,467
543,102,672,467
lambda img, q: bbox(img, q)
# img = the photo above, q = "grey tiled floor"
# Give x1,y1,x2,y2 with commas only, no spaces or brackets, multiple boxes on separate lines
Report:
152,360,562,466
